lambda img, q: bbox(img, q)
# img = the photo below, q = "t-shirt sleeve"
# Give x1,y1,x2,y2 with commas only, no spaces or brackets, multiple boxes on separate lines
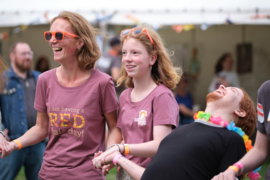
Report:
256,81,270,134
153,92,179,128
218,142,246,172
101,78,118,114
34,75,47,112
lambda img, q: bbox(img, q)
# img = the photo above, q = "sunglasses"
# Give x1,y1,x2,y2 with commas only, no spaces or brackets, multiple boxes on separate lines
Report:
120,28,156,51
44,31,79,42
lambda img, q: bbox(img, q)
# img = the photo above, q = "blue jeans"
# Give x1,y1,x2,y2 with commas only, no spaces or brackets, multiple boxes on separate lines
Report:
0,141,46,180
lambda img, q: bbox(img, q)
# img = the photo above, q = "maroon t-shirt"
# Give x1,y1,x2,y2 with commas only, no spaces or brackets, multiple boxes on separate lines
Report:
34,68,118,180
117,84,179,167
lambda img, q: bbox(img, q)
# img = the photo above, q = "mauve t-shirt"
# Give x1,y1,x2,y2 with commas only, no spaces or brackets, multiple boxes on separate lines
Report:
34,68,118,180
117,84,179,167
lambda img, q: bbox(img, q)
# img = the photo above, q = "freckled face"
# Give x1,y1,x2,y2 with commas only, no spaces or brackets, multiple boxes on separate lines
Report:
122,38,153,79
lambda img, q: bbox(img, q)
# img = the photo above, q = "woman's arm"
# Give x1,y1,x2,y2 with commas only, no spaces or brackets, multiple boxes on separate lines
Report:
212,130,270,180
127,125,172,157
115,155,145,180
179,104,195,117
95,124,172,168
1,111,49,157
105,110,122,148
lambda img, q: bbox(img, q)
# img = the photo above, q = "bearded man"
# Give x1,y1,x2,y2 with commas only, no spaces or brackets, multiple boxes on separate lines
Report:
93,85,257,180
0,42,45,180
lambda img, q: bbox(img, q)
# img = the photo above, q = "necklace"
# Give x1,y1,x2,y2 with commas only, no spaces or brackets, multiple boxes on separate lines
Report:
194,111,261,180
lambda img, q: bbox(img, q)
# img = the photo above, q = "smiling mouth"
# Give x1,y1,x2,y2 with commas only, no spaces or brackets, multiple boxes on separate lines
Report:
53,48,62,52
126,65,136,68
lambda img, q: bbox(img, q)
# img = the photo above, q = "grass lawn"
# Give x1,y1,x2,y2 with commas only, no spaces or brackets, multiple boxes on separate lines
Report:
15,161,270,180
15,167,118,180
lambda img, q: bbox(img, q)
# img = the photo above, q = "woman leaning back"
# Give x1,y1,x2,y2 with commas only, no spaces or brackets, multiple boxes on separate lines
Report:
93,25,182,179
0,11,122,180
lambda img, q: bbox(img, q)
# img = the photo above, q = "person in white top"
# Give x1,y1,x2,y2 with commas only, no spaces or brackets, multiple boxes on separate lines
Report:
209,53,240,92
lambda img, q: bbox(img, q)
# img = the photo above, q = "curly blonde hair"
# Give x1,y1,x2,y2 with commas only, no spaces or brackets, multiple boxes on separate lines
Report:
51,11,101,70
117,25,182,89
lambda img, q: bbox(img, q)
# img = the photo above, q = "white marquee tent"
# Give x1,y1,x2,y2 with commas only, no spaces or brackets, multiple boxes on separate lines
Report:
0,0,270,27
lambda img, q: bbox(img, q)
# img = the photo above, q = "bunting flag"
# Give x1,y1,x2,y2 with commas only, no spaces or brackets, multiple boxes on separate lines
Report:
95,11,115,23
126,14,142,26
183,24,195,31
0,16,42,40
171,25,183,33
0,32,8,41
250,14,270,19
201,23,211,31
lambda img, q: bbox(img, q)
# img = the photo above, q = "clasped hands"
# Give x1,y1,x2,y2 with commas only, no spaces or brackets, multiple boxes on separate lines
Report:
92,144,124,175
0,136,17,159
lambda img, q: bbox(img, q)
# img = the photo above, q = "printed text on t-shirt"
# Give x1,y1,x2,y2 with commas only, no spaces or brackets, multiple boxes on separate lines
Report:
49,106,85,138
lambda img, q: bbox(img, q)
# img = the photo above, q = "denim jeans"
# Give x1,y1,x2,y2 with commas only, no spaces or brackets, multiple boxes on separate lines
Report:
0,141,46,180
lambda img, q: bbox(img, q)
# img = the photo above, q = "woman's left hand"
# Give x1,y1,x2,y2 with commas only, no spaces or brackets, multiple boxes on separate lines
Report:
93,144,123,169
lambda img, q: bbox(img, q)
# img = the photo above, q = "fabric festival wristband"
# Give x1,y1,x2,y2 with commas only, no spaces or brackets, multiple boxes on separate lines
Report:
13,139,22,150
234,162,244,175
228,166,239,174
113,154,123,166
124,144,129,155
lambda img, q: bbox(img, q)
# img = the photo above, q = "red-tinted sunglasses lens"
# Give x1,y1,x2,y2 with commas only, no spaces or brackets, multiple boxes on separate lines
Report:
133,28,143,35
55,32,64,41
45,32,52,41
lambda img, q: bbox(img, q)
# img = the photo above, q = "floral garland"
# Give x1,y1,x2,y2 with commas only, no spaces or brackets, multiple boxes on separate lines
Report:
194,111,261,180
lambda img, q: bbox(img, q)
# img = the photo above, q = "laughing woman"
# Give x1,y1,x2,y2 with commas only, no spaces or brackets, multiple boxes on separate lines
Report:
93,26,181,179
0,11,122,180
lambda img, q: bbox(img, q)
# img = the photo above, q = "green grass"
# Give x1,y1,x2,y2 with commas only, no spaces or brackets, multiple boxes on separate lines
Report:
14,167,118,180
15,161,270,180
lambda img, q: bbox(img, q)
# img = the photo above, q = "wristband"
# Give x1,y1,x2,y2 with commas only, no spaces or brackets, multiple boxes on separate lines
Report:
0,131,5,138
234,162,244,175
13,139,22,150
228,166,239,173
113,154,123,166
124,144,129,155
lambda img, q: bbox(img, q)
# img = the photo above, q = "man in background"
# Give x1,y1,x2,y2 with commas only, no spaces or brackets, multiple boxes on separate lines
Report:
0,42,45,180
96,36,124,96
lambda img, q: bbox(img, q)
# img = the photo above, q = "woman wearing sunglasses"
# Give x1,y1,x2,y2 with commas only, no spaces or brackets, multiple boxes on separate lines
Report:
0,11,122,180
93,26,181,179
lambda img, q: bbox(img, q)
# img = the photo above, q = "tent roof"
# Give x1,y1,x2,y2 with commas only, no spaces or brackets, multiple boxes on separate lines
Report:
0,0,270,27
